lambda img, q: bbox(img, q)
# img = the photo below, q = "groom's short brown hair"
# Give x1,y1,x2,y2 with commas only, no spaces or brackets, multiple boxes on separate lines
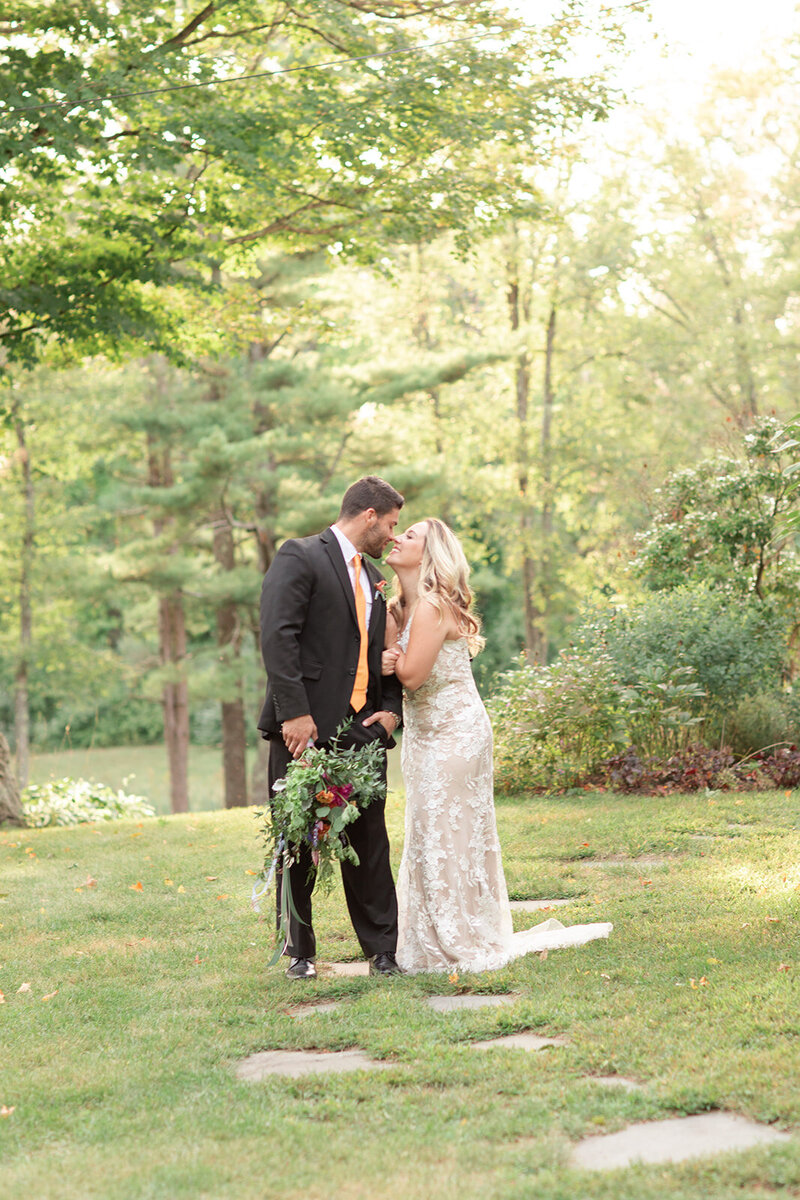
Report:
339,476,404,518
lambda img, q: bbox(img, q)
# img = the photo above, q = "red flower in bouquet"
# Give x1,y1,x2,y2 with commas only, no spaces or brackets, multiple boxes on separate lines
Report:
328,783,353,807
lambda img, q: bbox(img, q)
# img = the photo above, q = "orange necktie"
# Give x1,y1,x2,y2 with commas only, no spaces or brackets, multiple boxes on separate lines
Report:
350,553,368,712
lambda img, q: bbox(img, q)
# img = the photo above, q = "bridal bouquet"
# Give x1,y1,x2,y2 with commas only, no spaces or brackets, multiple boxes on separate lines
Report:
252,722,386,962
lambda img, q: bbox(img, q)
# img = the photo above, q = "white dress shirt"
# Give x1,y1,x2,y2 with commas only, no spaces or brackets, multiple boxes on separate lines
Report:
330,525,373,628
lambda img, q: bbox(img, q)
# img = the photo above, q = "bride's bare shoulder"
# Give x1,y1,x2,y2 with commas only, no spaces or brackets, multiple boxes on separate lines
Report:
415,597,459,640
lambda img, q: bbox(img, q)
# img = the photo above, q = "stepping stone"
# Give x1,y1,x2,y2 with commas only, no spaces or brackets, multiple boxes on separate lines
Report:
509,899,574,912
321,962,369,978
235,1048,391,1080
287,1000,342,1020
586,1076,643,1092
570,1112,791,1171
470,1031,567,1051
426,993,519,1013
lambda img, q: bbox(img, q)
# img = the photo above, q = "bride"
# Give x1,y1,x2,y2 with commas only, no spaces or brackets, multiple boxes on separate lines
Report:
382,518,612,974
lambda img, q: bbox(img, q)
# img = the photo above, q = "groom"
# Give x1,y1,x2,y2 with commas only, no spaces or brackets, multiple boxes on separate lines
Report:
258,476,405,979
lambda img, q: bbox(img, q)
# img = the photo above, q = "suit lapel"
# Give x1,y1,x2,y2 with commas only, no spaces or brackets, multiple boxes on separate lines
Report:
321,529,386,641
320,529,358,627
365,561,386,642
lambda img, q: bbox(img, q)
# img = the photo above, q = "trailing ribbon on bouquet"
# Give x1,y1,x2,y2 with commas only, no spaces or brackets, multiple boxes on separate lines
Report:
250,833,284,915
251,834,308,968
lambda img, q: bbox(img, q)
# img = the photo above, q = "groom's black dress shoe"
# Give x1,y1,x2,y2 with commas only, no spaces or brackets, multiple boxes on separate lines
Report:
369,951,403,976
285,957,317,980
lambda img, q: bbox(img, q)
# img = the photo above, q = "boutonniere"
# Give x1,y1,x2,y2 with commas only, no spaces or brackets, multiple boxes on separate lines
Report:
374,580,388,601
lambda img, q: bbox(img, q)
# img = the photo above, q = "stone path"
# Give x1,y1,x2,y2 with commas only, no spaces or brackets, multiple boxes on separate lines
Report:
235,1048,392,1081
321,961,369,978
570,1112,791,1171
470,1031,567,1051
426,992,519,1013
287,999,342,1020
239,964,792,1174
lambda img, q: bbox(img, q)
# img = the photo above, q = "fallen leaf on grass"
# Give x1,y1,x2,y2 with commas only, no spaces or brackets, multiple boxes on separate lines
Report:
448,972,459,985
74,887,83,894
205,876,218,881
244,869,257,876
130,832,143,839
538,949,548,961
766,916,780,923
638,878,653,886
0,992,4,1004
41,991,58,1001
129,882,143,892
177,885,186,894
164,879,174,887
193,955,203,965
85,876,97,888
778,963,791,972
17,983,30,993
216,894,229,901
689,977,709,989
0,1106,15,1118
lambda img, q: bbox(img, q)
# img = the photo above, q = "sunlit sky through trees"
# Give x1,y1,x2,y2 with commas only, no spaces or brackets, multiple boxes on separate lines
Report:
516,0,799,126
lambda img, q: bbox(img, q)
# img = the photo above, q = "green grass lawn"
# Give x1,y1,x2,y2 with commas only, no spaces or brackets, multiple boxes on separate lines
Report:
1,787,799,1199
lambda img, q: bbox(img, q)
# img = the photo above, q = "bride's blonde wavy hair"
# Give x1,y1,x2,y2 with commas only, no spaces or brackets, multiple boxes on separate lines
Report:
389,518,485,655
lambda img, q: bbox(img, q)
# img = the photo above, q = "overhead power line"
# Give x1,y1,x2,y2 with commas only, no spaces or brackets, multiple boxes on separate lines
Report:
3,26,524,116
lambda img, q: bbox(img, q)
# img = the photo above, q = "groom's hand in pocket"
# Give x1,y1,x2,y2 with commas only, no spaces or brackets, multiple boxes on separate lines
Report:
362,711,398,740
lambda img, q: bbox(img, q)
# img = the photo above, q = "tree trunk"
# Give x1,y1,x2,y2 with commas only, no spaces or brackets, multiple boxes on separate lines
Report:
13,409,34,788
250,735,270,808
213,519,248,808
507,249,546,664
413,244,449,509
159,593,190,814
147,409,190,815
0,733,26,826
537,298,558,657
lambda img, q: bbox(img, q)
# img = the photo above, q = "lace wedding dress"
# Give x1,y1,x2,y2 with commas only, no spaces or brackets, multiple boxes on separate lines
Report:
395,619,612,974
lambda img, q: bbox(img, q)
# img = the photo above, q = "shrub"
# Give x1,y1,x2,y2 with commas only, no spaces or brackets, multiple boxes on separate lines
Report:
753,746,800,789
720,691,800,757
489,648,708,792
489,651,629,793
576,583,787,713
591,745,783,794
22,778,155,827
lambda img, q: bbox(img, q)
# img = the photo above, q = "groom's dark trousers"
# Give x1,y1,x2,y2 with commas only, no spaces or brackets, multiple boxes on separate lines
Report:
258,527,402,960
266,712,395,959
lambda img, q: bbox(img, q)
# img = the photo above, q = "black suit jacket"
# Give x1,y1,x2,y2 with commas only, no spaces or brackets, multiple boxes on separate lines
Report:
257,528,402,745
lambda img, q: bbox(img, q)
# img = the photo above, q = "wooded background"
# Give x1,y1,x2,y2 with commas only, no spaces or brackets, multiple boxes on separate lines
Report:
2,1,799,813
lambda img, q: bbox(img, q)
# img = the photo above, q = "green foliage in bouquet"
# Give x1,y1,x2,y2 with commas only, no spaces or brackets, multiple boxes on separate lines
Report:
254,723,386,963
263,728,386,885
